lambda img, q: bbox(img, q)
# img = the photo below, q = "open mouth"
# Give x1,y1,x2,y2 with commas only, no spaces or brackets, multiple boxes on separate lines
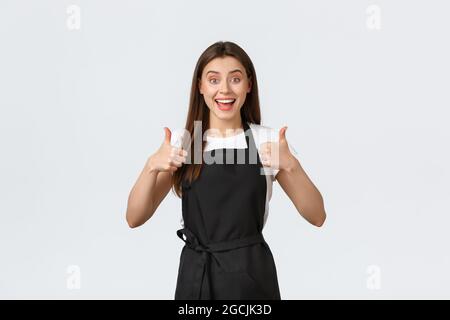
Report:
215,99,236,110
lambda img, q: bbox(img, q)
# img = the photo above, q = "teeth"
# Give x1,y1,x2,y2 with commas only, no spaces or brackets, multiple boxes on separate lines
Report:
216,99,235,103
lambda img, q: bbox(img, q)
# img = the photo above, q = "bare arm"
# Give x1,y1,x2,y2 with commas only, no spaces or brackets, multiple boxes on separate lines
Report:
276,159,326,227
125,127,187,228
125,162,173,228
260,126,326,227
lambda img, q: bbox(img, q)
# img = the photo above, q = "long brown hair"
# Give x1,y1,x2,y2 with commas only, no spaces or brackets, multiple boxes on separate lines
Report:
172,41,262,197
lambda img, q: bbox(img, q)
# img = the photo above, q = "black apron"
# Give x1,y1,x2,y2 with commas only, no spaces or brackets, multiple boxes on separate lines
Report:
174,121,281,300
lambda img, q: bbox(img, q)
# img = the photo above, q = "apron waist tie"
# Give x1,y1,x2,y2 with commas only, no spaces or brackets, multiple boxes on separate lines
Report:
176,227,266,299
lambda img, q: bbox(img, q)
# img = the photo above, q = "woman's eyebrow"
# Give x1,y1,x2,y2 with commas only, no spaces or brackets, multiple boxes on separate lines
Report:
206,69,243,76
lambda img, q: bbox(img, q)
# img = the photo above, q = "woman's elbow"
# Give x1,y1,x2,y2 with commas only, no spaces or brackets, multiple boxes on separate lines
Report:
127,217,141,228
126,209,146,229
313,211,326,227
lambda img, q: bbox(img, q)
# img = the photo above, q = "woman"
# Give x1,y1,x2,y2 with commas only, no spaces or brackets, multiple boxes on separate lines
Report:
126,41,326,300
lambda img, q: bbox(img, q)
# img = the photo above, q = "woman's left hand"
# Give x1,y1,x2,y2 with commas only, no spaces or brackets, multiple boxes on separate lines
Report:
259,126,299,173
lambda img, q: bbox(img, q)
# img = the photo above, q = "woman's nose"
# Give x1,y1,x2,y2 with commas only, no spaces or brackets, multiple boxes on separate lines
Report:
219,80,231,93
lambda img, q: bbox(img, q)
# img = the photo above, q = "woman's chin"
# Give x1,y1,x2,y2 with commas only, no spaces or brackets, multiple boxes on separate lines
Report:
213,110,237,120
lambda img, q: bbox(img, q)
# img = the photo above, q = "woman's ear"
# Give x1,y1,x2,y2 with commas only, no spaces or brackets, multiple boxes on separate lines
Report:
247,77,252,93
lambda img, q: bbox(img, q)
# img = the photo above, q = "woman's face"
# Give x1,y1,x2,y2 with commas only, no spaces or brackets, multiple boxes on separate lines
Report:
199,56,251,123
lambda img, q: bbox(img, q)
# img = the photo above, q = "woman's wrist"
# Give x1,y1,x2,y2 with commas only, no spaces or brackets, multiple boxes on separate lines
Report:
283,155,301,173
145,155,158,174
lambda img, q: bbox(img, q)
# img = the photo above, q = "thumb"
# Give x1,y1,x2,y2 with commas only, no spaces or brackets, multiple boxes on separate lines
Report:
279,126,288,142
163,127,172,144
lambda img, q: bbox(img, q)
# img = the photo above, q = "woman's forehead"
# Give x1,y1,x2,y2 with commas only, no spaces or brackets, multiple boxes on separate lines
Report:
203,57,246,75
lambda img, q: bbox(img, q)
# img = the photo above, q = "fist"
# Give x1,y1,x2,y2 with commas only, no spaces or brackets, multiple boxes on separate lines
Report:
147,127,188,174
259,126,298,172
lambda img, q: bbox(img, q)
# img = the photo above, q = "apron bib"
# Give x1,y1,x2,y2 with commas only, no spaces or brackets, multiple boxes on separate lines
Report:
175,121,281,300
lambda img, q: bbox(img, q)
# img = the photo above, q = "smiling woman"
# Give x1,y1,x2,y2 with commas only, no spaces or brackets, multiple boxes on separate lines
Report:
126,41,326,300
205,69,243,111
199,57,252,129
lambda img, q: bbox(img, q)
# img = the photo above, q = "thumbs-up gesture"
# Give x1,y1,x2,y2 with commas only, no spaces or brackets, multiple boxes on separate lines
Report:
146,127,188,174
259,126,299,173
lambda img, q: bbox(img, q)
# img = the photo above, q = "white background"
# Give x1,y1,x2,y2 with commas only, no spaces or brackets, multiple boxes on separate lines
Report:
1,0,449,299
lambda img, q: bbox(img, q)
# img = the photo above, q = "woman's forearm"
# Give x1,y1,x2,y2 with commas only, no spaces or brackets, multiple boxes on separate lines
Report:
126,159,158,228
126,130,187,228
277,159,326,227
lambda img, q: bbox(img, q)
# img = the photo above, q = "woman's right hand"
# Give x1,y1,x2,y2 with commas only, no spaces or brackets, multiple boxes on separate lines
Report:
146,127,188,174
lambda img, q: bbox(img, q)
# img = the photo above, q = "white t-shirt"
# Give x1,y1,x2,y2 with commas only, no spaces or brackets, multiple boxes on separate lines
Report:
170,122,299,228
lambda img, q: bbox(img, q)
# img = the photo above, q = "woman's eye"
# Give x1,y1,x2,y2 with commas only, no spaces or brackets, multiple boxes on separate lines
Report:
208,77,240,84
